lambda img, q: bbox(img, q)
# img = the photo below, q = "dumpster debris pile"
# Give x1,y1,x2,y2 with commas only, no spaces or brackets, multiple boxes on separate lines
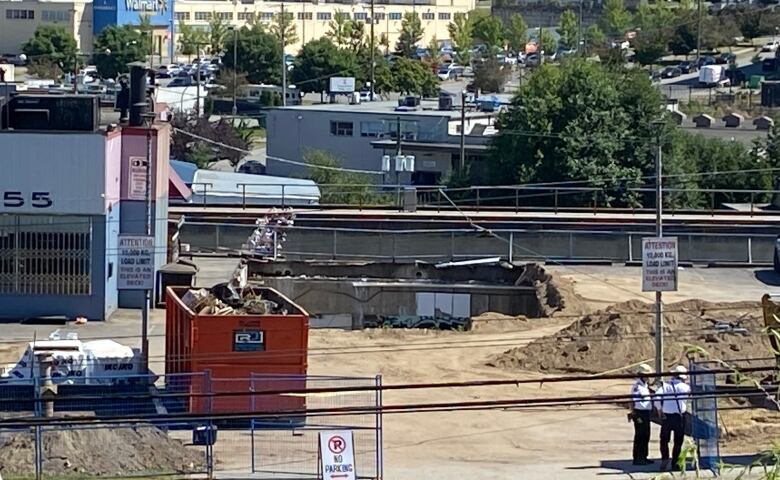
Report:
180,282,287,316
242,209,295,259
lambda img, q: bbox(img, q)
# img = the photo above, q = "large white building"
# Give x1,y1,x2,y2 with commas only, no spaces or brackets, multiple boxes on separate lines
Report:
0,0,93,56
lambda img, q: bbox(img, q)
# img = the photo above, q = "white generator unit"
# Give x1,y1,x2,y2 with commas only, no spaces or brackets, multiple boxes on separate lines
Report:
1,332,143,385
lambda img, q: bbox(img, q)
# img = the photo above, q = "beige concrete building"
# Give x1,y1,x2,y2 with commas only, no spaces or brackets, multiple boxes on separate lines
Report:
0,0,93,55
174,0,475,55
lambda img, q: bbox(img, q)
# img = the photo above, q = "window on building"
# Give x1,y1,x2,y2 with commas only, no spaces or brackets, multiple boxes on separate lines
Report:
175,11,190,20
388,12,401,20
422,12,434,20
194,11,212,21
0,215,92,296
360,121,385,138
330,121,354,136
259,11,274,20
216,12,233,20
316,11,331,20
438,12,451,20
297,11,312,20
335,11,350,20
237,11,253,20
374,12,385,20
6,9,35,19
354,12,367,20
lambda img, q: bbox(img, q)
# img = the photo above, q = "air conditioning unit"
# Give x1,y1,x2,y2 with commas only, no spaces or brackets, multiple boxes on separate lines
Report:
403,96,420,108
9,94,100,131
438,94,453,111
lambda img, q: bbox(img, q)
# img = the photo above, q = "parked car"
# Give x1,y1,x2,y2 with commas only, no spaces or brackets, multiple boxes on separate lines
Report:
677,61,696,74
1,54,27,66
696,55,717,69
661,66,682,78
526,53,541,66
762,41,779,52
716,52,736,64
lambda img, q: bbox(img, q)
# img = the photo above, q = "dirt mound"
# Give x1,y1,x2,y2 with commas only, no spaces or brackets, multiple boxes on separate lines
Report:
470,313,531,333
0,425,205,477
488,299,771,374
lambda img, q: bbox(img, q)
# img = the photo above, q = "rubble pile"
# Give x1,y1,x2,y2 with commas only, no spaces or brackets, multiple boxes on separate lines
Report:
181,283,287,316
243,209,295,258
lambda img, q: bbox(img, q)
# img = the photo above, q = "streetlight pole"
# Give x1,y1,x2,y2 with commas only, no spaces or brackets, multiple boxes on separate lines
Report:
459,90,466,173
370,0,375,101
281,2,287,107
141,111,156,376
695,0,702,64
232,26,238,116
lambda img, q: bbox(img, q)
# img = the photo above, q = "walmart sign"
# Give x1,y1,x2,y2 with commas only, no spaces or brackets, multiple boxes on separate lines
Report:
125,0,168,14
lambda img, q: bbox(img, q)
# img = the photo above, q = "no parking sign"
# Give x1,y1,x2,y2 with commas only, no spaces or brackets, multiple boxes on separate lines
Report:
318,430,356,480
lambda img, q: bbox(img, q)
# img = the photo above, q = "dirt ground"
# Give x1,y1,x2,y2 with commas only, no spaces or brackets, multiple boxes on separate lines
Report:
0,425,204,477
302,266,780,480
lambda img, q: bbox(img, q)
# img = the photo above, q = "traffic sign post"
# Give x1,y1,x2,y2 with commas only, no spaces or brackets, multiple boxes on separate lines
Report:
318,430,356,480
641,237,678,292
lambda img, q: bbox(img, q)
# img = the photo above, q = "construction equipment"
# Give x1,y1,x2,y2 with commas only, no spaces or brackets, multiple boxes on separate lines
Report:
762,294,780,370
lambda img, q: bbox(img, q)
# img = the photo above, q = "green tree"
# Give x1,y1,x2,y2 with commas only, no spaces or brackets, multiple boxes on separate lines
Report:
208,14,229,55
304,149,379,204
391,56,439,96
505,13,528,54
599,0,632,38
171,113,251,168
327,10,351,47
271,10,298,47
482,60,665,206
395,12,423,57
291,38,358,94
539,29,557,55
223,24,282,84
448,12,474,64
473,56,508,92
346,19,366,52
178,21,207,58
22,25,80,77
93,25,146,78
632,29,668,65
557,9,579,50
472,15,505,53
584,24,607,52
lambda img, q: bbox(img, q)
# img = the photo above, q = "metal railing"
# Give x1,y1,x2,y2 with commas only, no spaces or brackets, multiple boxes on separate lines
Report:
178,183,780,216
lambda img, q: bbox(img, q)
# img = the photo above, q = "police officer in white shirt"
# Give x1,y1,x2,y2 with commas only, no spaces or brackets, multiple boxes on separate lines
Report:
655,365,692,471
630,363,654,465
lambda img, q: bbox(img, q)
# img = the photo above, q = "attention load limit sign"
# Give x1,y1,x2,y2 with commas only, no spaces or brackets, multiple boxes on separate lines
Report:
118,235,154,290
642,237,678,292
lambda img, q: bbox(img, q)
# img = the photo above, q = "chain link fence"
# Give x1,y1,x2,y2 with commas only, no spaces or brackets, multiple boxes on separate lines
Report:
0,373,383,480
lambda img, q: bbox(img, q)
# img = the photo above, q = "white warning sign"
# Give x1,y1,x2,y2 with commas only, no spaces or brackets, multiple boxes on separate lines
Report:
117,235,154,290
319,430,356,480
642,237,678,292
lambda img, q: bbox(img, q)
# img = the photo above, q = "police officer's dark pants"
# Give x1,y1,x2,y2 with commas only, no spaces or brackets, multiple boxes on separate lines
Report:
660,413,685,465
632,410,651,461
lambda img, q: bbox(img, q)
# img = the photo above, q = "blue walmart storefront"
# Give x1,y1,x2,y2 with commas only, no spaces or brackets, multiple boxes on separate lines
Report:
93,0,175,61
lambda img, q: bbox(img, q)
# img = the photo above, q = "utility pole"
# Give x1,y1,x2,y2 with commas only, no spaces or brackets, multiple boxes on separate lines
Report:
370,0,376,101
141,111,156,376
654,127,664,377
539,26,544,65
232,26,238,116
578,0,583,54
695,0,703,63
281,2,287,107
459,90,466,173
